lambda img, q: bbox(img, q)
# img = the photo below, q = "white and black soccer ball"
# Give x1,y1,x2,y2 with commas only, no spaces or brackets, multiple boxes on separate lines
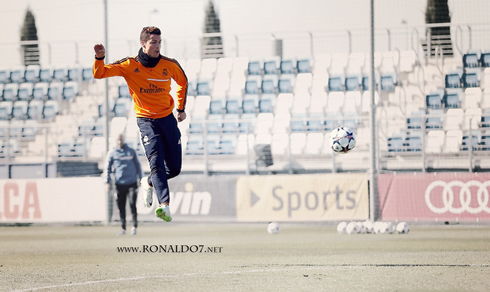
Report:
337,222,347,234
396,222,410,234
345,221,359,234
363,221,374,234
330,127,356,154
267,222,281,234
373,221,388,234
386,222,395,234
356,221,366,234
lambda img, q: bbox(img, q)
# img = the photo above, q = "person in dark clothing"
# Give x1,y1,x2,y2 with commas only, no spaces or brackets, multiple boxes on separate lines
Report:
106,134,143,236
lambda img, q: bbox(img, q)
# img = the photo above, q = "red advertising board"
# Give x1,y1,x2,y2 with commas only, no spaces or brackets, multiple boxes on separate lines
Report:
378,173,490,222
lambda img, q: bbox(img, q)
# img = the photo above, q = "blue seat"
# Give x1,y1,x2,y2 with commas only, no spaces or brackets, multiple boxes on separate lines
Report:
463,53,480,68
426,93,443,109
118,84,130,98
280,59,295,75
482,52,490,68
258,99,273,113
387,136,404,152
444,89,463,108
380,73,396,92
404,135,422,152
225,100,240,114
196,81,210,95
463,72,480,88
345,75,361,91
297,59,311,74
209,100,223,115
263,60,278,75
247,61,262,75
328,76,344,92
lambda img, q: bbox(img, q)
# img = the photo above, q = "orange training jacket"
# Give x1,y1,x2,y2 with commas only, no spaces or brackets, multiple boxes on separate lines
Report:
93,55,187,119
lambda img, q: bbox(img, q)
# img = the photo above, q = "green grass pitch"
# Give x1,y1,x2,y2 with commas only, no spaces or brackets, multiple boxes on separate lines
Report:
1,223,489,291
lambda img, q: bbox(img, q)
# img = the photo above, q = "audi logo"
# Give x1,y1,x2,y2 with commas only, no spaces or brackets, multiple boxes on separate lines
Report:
425,180,490,214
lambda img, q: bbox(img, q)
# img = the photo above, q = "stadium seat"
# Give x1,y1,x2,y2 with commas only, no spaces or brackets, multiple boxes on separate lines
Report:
306,112,325,132
22,120,38,141
462,50,481,68
211,75,229,100
255,113,274,134
462,69,480,88
199,58,217,81
263,57,280,75
32,82,48,100
0,120,8,138
236,133,254,155
328,75,344,92
407,109,425,129
290,112,306,132
387,132,406,152
43,100,59,120
18,83,34,101
224,100,239,114
66,67,80,82
296,58,312,74
304,132,324,154
280,59,296,75
58,138,75,157
24,65,40,83
329,53,348,75
81,67,93,82
444,88,463,109
9,66,25,84
461,130,481,151
326,92,345,114
278,76,295,94
205,135,221,155
403,134,423,152
231,57,248,79
398,50,417,73
261,75,278,94
294,73,312,94
216,57,233,76
425,88,445,109
271,132,289,155
308,92,327,115
38,67,52,83
311,73,328,94
343,91,361,113
343,112,359,130
445,69,463,88
274,92,294,113
8,119,23,138
62,81,79,100
247,60,262,75
324,112,341,131
219,135,237,155
183,58,201,82
443,130,463,153
259,98,273,113
445,108,464,130
207,114,223,134
196,81,211,96
52,67,67,82
290,132,307,155
426,130,445,153
47,82,63,100
27,100,44,120
245,75,261,94
0,69,9,84
345,74,362,91
463,88,482,109
188,118,204,134
380,73,397,92
426,109,444,129
481,51,490,68
0,101,13,120
242,98,257,114
346,52,366,75
272,112,290,134
222,113,240,133
481,109,490,128
313,53,331,75
238,113,256,134
209,100,224,115
3,83,19,102
192,95,211,118
12,101,28,120
464,108,482,130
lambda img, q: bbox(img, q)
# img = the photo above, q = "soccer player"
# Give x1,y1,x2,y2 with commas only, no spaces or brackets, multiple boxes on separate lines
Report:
93,26,188,223
106,134,142,235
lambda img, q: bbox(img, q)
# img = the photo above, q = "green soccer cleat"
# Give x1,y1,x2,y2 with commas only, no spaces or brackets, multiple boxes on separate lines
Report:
155,204,172,222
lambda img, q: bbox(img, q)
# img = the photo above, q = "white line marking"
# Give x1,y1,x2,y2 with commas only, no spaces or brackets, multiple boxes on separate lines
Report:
147,78,170,82
13,264,490,291
12,266,327,291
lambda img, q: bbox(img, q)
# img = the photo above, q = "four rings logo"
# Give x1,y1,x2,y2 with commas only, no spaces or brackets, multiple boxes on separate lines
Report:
425,180,490,214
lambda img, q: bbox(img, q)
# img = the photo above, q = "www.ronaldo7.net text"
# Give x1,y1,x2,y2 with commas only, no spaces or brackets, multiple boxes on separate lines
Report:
117,245,223,253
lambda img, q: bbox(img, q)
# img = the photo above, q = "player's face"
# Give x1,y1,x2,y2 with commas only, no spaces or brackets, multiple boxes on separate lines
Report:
142,34,162,58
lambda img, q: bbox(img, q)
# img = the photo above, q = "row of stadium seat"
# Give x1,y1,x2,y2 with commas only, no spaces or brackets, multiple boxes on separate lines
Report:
0,65,93,85
426,87,490,110
0,81,79,103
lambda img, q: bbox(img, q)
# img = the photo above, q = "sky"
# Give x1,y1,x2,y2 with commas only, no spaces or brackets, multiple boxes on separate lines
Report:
0,0,489,67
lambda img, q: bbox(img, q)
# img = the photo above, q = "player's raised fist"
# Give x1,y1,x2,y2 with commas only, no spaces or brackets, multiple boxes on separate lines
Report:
94,44,106,58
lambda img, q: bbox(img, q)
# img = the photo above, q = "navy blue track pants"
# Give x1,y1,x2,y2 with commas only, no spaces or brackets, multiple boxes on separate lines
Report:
137,114,182,205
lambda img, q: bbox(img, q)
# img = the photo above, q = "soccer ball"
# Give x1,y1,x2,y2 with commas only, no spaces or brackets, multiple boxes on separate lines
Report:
363,221,374,234
267,222,281,234
373,221,388,234
386,222,395,234
330,127,356,154
396,222,410,234
345,221,359,234
337,222,347,234
356,221,366,234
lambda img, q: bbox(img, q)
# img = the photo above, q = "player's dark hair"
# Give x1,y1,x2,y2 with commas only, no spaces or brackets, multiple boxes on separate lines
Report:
140,26,161,42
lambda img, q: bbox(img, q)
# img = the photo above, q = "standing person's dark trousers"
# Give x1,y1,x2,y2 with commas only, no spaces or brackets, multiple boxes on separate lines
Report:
115,182,139,231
